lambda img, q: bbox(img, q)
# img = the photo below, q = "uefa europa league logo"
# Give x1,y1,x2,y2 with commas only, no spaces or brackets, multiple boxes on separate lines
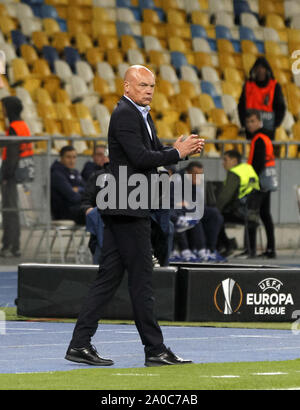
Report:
222,278,236,315
214,278,243,315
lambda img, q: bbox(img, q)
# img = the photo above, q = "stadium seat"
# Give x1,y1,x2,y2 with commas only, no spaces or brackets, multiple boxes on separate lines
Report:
92,21,117,38
43,18,61,36
179,80,199,98
93,76,114,96
52,33,71,52
166,9,187,25
9,58,31,85
11,30,28,51
37,102,57,120
156,78,176,97
0,15,17,37
215,26,240,52
170,51,188,70
240,12,260,29
32,58,55,79
75,33,93,54
76,60,94,84
53,60,72,82
240,39,260,55
106,49,124,68
194,52,214,69
19,17,43,37
32,32,50,51
159,64,179,88
221,80,242,101
155,120,174,140
91,103,111,137
43,46,59,72
285,0,300,20
259,0,284,17
142,9,163,24
192,93,215,114
223,66,244,83
239,26,264,53
180,65,200,84
20,44,39,66
215,12,235,29
143,36,165,52
64,47,81,73
96,61,116,85
127,49,145,65
85,47,104,67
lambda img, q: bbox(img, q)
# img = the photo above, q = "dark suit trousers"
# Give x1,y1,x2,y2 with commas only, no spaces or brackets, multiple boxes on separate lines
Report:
69,215,165,354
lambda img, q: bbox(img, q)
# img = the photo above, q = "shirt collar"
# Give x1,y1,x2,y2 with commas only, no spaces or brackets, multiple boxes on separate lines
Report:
124,95,151,116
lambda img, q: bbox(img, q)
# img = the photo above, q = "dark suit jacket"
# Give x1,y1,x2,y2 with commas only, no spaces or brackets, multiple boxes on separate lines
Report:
100,96,180,217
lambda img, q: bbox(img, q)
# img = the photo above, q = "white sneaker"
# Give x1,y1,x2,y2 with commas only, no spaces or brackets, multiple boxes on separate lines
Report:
181,249,198,262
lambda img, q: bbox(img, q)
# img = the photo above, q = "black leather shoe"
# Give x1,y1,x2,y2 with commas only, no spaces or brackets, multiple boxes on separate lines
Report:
65,345,114,366
145,348,193,367
258,250,276,259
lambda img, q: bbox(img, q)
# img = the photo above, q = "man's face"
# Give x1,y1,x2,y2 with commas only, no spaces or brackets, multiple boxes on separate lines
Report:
223,155,238,171
124,68,155,107
93,146,108,167
61,150,77,169
254,65,267,82
245,114,262,135
188,166,203,185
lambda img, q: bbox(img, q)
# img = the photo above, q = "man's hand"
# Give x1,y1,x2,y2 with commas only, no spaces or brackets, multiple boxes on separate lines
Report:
173,134,205,158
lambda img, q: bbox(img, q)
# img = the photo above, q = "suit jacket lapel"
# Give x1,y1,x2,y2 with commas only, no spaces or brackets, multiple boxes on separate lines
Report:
121,96,157,150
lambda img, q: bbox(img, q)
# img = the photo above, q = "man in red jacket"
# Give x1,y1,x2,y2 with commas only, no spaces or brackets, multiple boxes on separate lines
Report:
238,57,286,141
246,109,277,259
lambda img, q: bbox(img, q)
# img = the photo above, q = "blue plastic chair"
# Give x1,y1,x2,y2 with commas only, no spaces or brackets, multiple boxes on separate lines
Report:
139,0,155,7
117,0,132,6
191,24,208,38
233,0,259,21
64,47,81,73
40,4,59,18
216,25,241,52
42,46,59,72
116,21,134,36
21,0,44,4
11,30,28,50
57,18,67,32
233,0,252,16
239,26,265,53
213,96,223,109
138,0,165,20
201,81,218,97
170,52,188,70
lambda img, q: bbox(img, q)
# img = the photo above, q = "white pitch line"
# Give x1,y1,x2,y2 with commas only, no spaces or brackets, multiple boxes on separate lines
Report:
252,372,288,376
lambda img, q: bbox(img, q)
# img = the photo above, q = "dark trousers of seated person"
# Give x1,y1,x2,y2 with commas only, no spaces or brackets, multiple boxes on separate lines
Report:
176,206,223,251
218,213,257,255
69,215,165,355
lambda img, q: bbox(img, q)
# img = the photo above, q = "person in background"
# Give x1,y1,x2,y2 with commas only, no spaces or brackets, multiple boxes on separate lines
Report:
238,56,286,140
0,96,33,257
81,144,109,183
170,162,225,263
217,150,260,258
246,109,277,259
50,145,85,225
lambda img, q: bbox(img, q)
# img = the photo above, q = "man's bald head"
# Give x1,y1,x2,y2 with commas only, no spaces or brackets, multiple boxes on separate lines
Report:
124,65,155,107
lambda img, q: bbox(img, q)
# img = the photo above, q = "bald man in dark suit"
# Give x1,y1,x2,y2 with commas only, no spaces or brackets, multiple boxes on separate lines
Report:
66,65,204,367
